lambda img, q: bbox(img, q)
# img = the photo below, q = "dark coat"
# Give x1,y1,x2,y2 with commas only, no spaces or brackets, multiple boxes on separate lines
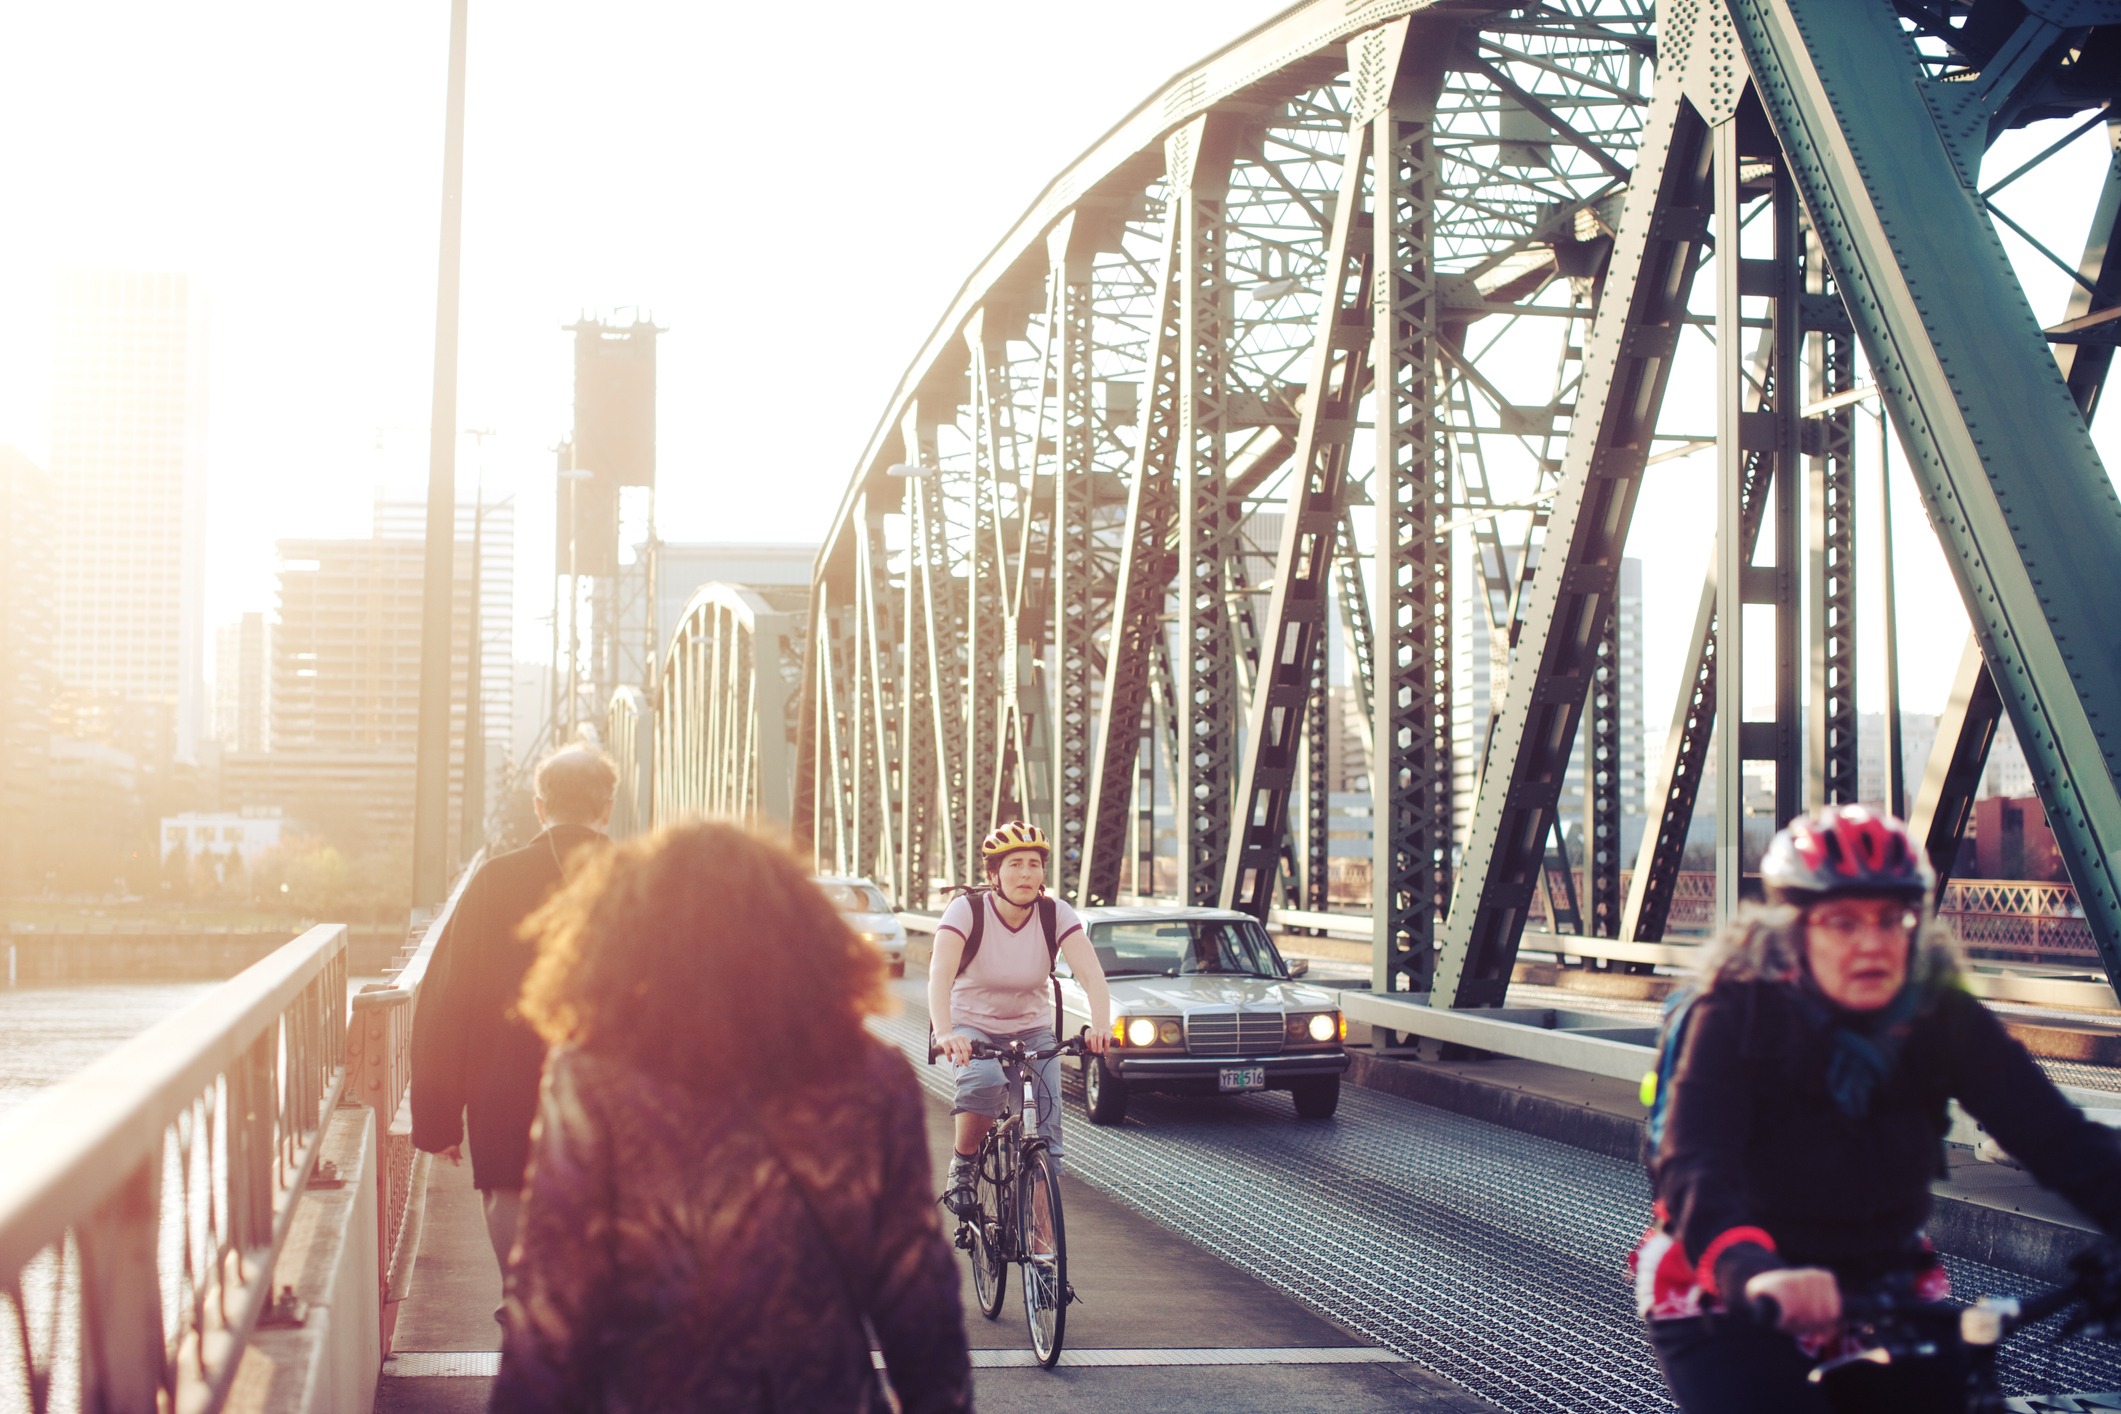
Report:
410,823,606,1190
1655,978,2121,1297
491,1038,973,1414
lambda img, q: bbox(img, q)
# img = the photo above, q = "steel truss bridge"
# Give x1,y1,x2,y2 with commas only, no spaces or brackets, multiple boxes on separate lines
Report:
628,0,2121,1022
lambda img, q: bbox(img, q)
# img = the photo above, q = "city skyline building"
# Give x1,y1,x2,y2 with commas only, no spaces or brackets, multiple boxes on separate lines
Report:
213,611,268,754
225,517,479,852
51,271,210,761
373,494,513,798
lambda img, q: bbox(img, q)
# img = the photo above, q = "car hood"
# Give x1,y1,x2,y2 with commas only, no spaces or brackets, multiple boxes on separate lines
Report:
844,911,905,933
1097,975,1340,1012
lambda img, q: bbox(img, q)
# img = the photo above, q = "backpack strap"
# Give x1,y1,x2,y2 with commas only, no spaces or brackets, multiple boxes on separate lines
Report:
953,890,989,978
1039,896,1062,1034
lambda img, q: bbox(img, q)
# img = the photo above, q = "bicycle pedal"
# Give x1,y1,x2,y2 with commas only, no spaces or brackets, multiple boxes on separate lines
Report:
1065,1283,1082,1306
953,1224,975,1252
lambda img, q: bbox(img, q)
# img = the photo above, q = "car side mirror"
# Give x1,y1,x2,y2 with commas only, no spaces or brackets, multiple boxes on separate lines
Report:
1287,957,1309,978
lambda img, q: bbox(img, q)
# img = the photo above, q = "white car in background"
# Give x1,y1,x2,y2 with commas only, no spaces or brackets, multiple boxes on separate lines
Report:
1055,904,1349,1124
816,876,908,976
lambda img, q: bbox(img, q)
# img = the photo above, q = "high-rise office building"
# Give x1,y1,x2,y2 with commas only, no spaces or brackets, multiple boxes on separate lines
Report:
214,612,268,754
1,449,58,893
224,518,478,851
51,271,209,761
372,495,513,794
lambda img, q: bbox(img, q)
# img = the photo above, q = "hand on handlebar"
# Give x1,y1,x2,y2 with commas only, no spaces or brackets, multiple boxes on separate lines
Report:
938,1032,975,1066
1746,1267,1841,1336
1081,1026,1108,1055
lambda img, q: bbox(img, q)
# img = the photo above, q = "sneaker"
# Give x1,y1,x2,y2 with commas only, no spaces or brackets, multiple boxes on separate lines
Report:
942,1157,979,1217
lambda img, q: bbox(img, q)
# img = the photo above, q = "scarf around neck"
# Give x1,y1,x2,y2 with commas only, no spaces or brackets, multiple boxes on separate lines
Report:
1793,977,1926,1119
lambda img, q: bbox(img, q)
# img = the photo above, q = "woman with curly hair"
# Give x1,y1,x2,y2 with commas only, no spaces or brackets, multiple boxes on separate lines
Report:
1635,805,2121,1412
489,819,971,1414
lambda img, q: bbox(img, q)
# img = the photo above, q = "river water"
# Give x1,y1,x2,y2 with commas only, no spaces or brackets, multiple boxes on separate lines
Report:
0,981,223,1119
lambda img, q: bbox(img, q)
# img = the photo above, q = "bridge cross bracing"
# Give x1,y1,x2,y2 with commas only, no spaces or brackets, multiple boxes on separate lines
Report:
640,0,2121,1020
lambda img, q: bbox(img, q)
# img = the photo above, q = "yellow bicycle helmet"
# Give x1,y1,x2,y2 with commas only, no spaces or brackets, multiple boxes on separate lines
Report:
979,820,1050,865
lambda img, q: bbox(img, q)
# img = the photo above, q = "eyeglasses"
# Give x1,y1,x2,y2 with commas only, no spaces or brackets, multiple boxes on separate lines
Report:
1807,909,1919,939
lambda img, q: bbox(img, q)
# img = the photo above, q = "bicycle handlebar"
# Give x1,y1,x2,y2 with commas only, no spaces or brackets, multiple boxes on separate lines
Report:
926,1030,1091,1065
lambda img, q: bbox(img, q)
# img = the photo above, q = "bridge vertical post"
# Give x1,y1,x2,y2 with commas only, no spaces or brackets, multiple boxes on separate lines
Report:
1174,115,1242,908
906,408,960,888
854,493,898,894
898,410,937,906
1367,20,1453,994
1804,223,1859,809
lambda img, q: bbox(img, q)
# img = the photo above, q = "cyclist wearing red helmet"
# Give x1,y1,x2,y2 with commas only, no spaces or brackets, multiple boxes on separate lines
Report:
1637,804,2121,1412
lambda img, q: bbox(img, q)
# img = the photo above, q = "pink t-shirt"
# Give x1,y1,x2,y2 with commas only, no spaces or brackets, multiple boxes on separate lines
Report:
936,892,1085,1034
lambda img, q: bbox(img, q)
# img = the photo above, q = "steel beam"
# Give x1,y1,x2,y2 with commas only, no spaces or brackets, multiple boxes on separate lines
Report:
1175,115,1245,907
1804,228,1858,808
1909,131,2121,887
1367,21,1455,992
854,496,898,897
1435,63,1715,1007
1078,124,1198,906
1221,29,1386,924
1727,0,2121,988
1051,222,1100,890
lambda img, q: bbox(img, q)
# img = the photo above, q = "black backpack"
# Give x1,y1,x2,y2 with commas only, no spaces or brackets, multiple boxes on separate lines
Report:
952,887,1065,1034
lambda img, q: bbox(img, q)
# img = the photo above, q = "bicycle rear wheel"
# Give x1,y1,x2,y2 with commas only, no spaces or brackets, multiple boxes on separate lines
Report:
1018,1147,1068,1367
970,1141,1007,1319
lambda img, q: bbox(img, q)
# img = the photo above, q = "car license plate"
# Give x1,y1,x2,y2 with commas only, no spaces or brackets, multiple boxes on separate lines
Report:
1218,1066,1266,1093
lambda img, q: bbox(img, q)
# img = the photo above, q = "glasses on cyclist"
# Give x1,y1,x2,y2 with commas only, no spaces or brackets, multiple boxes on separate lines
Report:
1806,907,1919,939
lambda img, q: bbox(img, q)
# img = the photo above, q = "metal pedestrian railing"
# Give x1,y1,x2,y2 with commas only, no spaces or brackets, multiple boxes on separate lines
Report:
348,851,479,1356
0,924,349,1414
0,850,478,1414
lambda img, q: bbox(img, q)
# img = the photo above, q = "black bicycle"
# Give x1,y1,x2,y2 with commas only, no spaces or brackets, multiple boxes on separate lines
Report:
927,1032,1087,1368
1753,1241,2121,1411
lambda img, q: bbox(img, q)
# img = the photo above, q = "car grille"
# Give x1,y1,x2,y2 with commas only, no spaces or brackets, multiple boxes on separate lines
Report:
1185,1011,1284,1058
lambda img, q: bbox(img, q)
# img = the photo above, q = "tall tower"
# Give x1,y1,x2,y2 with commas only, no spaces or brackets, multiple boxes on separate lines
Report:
51,271,210,761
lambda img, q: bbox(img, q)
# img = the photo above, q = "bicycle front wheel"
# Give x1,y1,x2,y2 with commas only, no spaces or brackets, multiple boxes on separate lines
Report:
970,1142,1007,1319
1018,1147,1068,1367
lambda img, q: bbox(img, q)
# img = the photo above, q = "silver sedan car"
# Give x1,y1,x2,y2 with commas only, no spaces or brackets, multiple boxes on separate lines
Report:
1054,905,1348,1123
815,876,909,976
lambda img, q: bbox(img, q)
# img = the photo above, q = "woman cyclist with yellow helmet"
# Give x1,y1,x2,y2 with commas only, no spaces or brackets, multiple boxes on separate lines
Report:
931,821,1111,1215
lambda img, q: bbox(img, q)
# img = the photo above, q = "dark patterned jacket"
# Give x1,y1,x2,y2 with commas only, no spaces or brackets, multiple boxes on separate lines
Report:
491,1036,973,1414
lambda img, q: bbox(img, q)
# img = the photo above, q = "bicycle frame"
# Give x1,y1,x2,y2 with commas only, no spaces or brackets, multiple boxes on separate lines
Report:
973,1044,1058,1262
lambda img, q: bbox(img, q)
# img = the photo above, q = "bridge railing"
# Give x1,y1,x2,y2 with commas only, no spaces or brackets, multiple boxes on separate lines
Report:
348,850,480,1354
0,923,349,1414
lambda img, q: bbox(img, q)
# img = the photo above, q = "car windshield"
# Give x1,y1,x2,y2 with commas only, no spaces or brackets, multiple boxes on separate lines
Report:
1087,919,1287,979
819,883,890,913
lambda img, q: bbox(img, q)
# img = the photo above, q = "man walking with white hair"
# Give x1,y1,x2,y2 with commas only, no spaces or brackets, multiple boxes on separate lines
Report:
412,744,618,1297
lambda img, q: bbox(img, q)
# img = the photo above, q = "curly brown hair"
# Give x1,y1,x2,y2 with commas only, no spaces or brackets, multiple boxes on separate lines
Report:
517,819,888,1097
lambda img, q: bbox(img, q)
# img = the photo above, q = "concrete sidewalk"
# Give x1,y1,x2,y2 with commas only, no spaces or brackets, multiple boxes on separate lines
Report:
374,1088,1495,1413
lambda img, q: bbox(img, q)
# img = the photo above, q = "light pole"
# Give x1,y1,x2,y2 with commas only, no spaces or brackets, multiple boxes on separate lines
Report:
559,460,595,740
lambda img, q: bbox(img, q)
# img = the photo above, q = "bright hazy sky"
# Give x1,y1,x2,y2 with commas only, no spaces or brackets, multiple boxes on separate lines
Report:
0,2,2112,728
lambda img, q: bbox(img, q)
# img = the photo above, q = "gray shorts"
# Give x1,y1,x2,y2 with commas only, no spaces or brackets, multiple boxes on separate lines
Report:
949,1024,1064,1166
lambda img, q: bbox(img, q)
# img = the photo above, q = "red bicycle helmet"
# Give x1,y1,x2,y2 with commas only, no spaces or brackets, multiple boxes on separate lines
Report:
1760,805,1933,905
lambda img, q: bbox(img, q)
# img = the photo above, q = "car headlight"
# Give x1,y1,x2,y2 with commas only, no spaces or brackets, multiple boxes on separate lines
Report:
1113,1016,1184,1049
1287,1011,1342,1045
